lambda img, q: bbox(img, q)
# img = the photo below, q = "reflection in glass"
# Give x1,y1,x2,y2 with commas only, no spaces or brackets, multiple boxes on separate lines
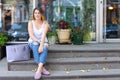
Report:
4,0,30,41
106,0,120,38
52,0,96,41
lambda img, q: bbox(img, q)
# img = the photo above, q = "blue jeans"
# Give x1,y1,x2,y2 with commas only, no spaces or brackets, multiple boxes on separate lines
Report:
29,41,48,64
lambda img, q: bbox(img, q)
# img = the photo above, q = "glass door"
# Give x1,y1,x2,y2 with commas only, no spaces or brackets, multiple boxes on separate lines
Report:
104,0,120,42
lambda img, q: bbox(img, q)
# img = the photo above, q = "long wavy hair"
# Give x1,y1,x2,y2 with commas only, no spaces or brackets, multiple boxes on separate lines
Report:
30,7,45,21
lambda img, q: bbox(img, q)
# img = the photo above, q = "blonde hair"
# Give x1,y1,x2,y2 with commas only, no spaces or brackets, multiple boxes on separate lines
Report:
30,7,46,21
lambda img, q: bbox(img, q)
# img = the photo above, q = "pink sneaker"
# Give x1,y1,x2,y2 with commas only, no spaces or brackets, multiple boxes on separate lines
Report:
42,68,50,75
34,73,41,79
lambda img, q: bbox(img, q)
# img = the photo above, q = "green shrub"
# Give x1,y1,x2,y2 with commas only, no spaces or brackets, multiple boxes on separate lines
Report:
0,32,8,46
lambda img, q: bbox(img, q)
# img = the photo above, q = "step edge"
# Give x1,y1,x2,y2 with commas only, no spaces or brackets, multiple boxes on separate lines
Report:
8,57,120,64
1,69,120,78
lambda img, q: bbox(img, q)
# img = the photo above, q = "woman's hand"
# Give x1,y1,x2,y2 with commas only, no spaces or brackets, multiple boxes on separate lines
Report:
38,46,43,53
44,43,49,48
38,43,49,53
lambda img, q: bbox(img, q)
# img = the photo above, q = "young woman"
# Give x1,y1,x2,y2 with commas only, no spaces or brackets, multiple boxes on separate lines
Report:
28,7,50,79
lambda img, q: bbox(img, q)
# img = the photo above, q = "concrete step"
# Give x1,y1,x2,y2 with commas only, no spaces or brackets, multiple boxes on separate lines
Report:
0,69,120,80
48,44,120,53
48,51,120,58
47,44,120,58
8,57,120,71
2,43,120,80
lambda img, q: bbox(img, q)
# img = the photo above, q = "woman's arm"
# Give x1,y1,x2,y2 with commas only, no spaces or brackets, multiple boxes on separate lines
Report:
38,21,49,53
28,20,38,41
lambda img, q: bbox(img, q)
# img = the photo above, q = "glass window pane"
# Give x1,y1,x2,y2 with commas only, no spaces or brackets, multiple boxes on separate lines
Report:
105,0,120,39
2,0,32,41
82,0,96,41
52,0,96,41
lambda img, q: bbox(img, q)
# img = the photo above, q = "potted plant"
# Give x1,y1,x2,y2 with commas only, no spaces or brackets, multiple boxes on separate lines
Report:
56,20,71,43
0,32,8,59
47,31,57,44
72,27,84,45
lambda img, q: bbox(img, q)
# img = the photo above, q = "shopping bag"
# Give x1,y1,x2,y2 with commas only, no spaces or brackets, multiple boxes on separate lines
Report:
6,44,30,62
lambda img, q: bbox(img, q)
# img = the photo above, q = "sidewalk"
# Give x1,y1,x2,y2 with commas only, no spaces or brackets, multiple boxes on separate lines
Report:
0,58,7,71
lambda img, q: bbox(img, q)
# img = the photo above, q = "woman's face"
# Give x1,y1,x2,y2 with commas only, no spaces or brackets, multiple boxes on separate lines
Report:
34,9,42,20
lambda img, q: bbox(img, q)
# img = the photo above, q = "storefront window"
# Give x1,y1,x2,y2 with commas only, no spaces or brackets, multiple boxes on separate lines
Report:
2,0,96,42
2,0,32,41
52,0,96,41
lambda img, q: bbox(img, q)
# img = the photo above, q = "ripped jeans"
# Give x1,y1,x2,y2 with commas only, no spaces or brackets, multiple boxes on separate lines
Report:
29,41,48,64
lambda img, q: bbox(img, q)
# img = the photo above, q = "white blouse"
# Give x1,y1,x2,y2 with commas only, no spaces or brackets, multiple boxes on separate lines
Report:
28,20,48,43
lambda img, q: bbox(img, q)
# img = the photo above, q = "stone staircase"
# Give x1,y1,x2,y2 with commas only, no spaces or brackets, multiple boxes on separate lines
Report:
1,44,120,80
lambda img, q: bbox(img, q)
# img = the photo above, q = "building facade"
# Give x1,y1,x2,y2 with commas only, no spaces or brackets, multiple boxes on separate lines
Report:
0,0,120,43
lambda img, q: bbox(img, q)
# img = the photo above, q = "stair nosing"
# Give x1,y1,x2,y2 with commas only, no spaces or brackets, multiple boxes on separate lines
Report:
1,69,120,78
8,57,120,64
